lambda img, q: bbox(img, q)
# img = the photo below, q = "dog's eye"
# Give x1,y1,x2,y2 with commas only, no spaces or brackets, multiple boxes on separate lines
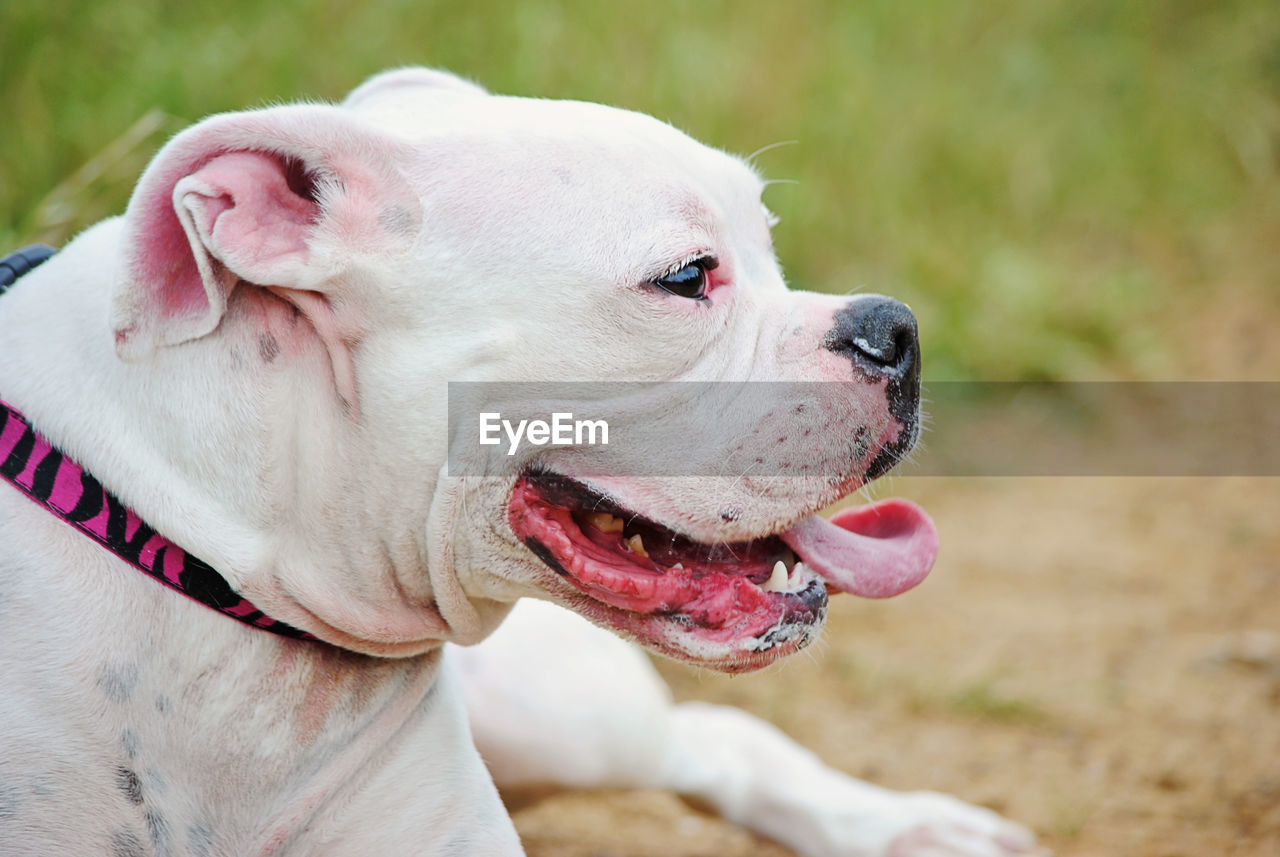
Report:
654,257,717,300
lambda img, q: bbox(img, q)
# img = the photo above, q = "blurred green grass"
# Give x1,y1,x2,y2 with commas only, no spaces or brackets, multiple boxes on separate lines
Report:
3,0,1277,379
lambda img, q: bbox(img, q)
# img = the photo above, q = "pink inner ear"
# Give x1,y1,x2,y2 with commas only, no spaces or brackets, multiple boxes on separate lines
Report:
184,151,320,285
130,183,210,322
124,150,321,344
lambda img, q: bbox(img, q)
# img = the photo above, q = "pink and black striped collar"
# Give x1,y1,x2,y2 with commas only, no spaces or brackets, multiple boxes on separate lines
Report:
0,246,312,641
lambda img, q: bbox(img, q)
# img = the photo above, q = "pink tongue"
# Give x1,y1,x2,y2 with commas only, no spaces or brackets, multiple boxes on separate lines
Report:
780,499,938,598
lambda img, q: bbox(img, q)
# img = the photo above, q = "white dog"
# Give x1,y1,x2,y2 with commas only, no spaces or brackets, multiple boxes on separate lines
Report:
0,68,1040,856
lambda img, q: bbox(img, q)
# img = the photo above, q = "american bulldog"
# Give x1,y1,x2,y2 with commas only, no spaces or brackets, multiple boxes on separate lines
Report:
0,68,1040,856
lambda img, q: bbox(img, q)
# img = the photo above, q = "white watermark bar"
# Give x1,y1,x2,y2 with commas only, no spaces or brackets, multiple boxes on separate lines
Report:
446,382,1280,477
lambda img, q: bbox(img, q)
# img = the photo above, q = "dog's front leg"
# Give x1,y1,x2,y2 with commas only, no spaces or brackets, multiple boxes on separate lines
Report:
657,701,1044,857
456,600,1042,857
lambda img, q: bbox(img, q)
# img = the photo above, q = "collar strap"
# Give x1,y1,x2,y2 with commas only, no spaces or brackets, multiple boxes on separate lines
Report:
0,246,313,641
0,244,56,292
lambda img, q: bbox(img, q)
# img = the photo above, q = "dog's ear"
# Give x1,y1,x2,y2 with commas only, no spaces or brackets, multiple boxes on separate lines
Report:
342,66,488,110
111,104,419,361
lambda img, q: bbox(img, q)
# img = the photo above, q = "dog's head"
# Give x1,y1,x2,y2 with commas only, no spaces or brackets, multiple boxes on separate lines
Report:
110,68,935,669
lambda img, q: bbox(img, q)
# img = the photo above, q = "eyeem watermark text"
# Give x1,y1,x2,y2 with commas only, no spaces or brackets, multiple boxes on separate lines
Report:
479,412,610,456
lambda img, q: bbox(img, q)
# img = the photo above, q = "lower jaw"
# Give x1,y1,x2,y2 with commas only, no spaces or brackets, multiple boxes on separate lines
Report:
510,471,834,670
529,538,830,672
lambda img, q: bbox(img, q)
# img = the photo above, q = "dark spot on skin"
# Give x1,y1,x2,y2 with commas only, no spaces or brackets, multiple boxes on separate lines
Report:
121,729,140,759
438,829,485,857
794,402,808,415
187,820,214,857
111,828,146,857
852,425,871,461
100,663,139,704
377,206,415,234
258,334,279,364
146,809,171,857
154,695,171,715
28,775,55,796
720,506,742,523
116,767,143,805
0,782,20,822
143,767,168,797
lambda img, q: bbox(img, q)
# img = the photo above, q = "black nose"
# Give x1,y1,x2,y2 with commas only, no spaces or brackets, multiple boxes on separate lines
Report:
824,295,919,377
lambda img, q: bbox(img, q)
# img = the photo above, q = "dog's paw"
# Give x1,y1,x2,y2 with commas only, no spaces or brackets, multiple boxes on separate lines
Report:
884,792,1047,857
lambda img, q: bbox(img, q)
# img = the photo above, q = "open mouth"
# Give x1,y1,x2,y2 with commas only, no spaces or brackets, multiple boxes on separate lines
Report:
509,470,938,670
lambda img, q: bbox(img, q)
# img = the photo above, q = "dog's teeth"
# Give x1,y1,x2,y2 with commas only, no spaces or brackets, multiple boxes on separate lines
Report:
762,559,789,593
626,533,648,558
789,560,805,588
672,562,684,570
590,513,625,534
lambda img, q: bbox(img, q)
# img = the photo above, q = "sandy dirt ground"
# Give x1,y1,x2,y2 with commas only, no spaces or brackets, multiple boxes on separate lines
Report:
504,291,1280,857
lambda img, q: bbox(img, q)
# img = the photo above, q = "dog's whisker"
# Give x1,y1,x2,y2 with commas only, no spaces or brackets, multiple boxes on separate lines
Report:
746,139,800,165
